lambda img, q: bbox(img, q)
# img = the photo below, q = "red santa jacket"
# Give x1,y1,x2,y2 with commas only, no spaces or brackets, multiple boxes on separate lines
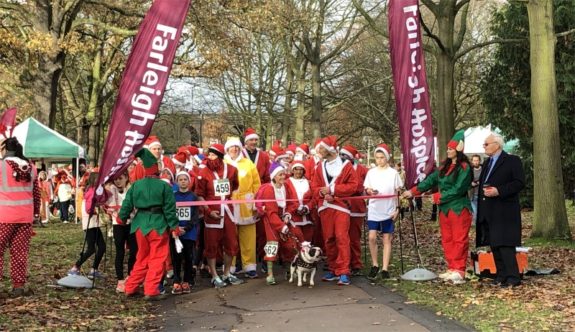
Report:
304,157,319,182
311,158,358,215
285,177,315,226
349,163,368,217
195,163,239,229
260,183,298,237
243,148,271,184
130,155,176,182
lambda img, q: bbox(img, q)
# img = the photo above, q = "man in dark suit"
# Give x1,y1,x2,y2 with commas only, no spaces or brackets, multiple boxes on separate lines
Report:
476,133,525,288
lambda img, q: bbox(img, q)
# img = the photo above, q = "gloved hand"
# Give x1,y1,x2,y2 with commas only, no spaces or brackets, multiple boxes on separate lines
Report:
281,225,289,234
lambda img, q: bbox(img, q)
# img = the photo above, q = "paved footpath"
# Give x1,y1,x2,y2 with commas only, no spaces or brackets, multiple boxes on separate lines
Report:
156,272,470,332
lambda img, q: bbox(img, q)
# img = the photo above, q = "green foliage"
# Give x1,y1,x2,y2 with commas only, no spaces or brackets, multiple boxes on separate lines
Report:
480,1,575,207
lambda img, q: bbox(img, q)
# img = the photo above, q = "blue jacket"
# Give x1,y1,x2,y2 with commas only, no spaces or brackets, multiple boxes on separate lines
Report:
174,190,199,241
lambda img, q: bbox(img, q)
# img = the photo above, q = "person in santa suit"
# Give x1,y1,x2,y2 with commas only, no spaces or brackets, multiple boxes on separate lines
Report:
195,143,244,288
285,144,297,164
339,144,368,276
242,128,271,184
129,136,176,182
306,139,324,254
224,137,261,278
269,145,291,174
402,130,472,285
260,162,304,285
311,136,358,286
119,148,179,300
295,143,309,162
285,161,315,242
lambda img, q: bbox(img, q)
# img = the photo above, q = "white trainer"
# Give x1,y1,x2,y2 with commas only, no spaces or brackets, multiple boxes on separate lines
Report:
447,272,466,284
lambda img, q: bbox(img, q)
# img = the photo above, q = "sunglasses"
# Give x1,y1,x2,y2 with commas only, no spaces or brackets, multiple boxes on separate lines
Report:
483,142,496,147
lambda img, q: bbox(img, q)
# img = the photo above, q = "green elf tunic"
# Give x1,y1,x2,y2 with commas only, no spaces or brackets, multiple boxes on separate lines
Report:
414,162,472,216
119,177,179,235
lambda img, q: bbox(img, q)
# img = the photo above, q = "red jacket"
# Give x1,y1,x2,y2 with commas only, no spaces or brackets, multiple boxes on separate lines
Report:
260,184,297,236
311,158,358,215
195,163,239,228
285,177,315,226
243,148,271,184
349,163,368,217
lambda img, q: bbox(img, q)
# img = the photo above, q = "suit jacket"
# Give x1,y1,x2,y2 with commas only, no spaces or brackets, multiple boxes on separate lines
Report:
476,151,525,248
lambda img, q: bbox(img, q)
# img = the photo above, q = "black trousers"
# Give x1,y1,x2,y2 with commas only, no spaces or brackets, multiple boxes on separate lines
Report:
169,238,197,284
491,245,520,285
113,225,138,280
75,228,106,270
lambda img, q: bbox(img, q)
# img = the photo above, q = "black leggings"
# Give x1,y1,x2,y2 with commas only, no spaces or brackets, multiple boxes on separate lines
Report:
113,225,138,280
169,238,196,284
75,228,106,270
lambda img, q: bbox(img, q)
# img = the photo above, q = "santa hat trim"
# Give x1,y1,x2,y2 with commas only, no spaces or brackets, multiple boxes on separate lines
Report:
340,148,355,159
374,146,390,160
318,141,337,154
270,165,286,180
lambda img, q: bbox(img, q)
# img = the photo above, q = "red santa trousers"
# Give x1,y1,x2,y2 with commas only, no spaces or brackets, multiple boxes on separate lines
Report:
203,216,239,259
296,224,314,243
262,223,304,263
439,209,472,274
0,223,32,288
125,229,169,296
319,209,351,276
311,210,324,252
349,216,364,270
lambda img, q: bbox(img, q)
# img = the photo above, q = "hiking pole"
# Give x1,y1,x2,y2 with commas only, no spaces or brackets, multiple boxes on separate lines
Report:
397,192,404,275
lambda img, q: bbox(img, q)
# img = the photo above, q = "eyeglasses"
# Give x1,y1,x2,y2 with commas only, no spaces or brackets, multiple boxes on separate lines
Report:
483,142,496,147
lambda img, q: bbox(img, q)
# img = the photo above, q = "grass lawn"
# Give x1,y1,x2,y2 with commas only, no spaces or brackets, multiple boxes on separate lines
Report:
367,201,575,331
0,223,155,331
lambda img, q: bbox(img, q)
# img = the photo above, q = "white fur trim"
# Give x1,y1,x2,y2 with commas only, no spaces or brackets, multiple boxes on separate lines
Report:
318,141,337,154
172,158,185,167
175,171,191,181
147,141,161,149
245,133,259,141
340,148,354,159
225,139,243,151
296,147,308,155
374,147,390,160
270,165,285,180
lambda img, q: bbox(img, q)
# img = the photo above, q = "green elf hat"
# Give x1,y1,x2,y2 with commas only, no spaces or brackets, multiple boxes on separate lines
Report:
136,147,159,175
447,129,465,152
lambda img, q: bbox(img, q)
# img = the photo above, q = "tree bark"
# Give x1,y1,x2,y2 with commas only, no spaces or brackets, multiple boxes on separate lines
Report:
527,0,571,239
310,59,322,139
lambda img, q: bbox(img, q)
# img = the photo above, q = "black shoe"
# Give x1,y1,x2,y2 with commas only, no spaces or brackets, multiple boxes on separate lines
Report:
379,270,390,279
489,279,504,287
500,281,521,289
367,266,380,280
351,269,363,276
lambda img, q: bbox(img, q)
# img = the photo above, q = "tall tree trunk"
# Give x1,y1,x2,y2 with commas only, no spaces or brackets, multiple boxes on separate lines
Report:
527,0,571,239
310,58,322,139
294,60,308,143
434,3,456,161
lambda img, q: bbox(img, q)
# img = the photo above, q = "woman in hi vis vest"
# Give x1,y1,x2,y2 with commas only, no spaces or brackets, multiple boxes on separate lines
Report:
0,137,40,297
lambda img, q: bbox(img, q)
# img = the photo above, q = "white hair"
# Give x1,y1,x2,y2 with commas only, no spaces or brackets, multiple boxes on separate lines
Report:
490,132,505,148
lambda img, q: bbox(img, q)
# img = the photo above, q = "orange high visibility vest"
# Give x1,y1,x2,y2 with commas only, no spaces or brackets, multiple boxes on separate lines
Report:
0,159,35,223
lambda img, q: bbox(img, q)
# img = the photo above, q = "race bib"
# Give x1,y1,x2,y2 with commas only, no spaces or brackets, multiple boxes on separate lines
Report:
264,241,279,258
176,207,191,221
213,179,231,196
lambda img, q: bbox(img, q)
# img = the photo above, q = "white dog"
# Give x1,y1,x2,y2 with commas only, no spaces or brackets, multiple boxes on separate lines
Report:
289,242,323,287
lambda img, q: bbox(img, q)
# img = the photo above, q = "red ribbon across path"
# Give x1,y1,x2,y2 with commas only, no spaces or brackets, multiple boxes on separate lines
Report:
175,194,428,207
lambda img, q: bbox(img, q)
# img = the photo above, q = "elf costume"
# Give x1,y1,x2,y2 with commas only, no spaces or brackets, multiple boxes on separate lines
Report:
120,148,179,299
408,130,472,280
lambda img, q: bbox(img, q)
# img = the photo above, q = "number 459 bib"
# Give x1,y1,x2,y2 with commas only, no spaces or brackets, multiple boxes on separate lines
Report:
213,178,231,197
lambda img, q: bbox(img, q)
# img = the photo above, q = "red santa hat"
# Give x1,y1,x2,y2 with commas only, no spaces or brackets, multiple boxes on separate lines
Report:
144,135,161,149
177,146,191,156
374,143,390,160
286,144,297,156
290,160,306,173
224,136,243,151
208,143,225,159
270,145,288,161
340,145,358,159
188,146,199,156
172,151,187,167
296,143,309,155
318,135,338,154
243,128,259,141
269,162,286,180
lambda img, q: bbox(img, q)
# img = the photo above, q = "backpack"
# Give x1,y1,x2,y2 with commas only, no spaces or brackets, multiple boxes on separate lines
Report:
254,183,272,217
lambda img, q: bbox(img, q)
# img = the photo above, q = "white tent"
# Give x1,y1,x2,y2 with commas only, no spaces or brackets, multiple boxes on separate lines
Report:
464,125,519,155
